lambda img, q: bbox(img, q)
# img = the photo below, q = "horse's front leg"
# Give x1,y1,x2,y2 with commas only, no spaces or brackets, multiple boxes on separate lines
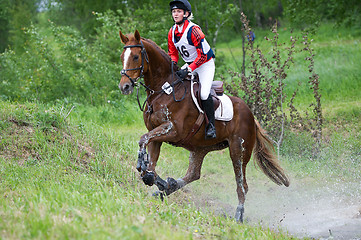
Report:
138,141,162,186
138,121,175,150
136,121,177,186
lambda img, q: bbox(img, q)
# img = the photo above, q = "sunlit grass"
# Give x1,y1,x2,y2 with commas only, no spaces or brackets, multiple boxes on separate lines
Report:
0,101,296,239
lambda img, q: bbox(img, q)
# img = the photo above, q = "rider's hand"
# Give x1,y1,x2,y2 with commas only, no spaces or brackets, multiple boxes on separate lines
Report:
176,68,189,79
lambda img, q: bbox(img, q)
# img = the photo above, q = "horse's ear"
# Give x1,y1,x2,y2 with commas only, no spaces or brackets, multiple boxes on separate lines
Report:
119,30,129,44
134,30,141,42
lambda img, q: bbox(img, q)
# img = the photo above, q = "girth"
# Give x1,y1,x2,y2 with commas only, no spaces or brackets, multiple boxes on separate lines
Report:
174,77,226,150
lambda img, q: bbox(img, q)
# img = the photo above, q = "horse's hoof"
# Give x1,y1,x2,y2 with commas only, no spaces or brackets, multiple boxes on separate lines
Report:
142,171,155,186
235,204,244,223
165,177,178,195
152,191,165,201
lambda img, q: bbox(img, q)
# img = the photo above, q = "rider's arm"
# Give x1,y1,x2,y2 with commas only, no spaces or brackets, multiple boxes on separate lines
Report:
188,26,209,71
168,28,179,63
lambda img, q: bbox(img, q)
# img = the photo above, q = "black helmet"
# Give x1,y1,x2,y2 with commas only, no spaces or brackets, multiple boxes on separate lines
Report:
169,0,192,13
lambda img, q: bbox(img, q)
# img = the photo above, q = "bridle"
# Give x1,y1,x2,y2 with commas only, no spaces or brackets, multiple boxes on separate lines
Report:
120,40,187,112
121,40,155,111
120,41,149,87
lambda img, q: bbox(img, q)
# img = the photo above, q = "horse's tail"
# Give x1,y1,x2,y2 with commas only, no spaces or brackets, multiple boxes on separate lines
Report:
254,120,290,187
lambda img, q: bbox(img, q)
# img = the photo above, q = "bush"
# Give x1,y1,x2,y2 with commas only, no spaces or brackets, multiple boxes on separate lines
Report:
0,11,129,106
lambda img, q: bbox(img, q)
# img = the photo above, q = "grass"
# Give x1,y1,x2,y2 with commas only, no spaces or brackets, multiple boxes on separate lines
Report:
1,98,358,239
0,101,296,239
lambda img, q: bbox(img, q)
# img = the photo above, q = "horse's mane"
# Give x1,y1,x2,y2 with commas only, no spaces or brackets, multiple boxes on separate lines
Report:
141,37,172,64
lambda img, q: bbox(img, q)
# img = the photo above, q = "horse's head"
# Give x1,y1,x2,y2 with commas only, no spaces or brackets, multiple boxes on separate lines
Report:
119,30,149,95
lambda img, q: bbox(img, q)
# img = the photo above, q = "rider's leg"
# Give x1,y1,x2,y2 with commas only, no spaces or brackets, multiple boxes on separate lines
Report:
195,58,215,100
194,58,216,139
201,95,216,139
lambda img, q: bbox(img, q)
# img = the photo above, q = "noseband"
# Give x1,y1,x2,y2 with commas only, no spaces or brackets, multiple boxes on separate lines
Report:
121,41,149,87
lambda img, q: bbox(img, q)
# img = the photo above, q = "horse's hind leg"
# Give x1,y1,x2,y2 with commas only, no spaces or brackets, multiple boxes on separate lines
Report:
181,150,208,186
229,136,252,223
155,150,207,196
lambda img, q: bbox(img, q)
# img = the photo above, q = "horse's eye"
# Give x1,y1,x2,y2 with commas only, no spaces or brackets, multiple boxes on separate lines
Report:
133,55,139,61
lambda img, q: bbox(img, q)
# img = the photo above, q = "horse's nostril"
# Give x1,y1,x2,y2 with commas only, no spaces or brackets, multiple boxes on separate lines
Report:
123,83,130,92
120,82,132,94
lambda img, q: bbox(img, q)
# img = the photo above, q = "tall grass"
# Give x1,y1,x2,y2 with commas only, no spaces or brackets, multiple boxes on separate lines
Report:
0,101,295,239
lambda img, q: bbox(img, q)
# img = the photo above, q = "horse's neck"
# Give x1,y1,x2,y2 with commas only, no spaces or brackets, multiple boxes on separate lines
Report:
144,69,170,94
143,44,173,91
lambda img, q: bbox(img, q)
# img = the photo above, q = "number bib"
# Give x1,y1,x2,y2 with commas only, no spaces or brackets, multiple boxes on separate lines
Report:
172,21,211,63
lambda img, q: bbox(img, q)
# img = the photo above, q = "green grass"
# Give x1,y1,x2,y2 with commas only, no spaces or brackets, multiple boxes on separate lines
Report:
1,99,358,239
0,101,296,239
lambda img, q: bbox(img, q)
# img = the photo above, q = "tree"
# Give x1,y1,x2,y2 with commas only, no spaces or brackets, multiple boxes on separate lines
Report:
46,0,127,38
282,0,361,31
0,0,11,52
0,0,38,53
191,0,239,52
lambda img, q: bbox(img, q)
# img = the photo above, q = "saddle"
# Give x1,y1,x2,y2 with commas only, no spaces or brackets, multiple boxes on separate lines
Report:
190,73,224,111
175,74,229,149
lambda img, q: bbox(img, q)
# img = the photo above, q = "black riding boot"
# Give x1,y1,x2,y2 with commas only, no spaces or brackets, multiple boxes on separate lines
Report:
201,95,216,139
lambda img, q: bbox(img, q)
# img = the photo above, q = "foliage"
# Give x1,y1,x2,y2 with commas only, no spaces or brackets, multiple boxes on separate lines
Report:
282,0,361,32
117,3,170,50
2,0,39,53
2,0,361,53
0,0,11,52
288,33,322,156
45,0,127,37
0,2,239,105
225,13,323,157
0,12,123,105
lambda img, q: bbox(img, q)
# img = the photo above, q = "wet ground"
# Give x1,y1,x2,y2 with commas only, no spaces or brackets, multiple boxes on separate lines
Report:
181,172,361,240
245,179,361,240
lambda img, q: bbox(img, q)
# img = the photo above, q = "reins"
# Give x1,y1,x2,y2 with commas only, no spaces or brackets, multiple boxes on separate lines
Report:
171,61,187,102
121,41,187,111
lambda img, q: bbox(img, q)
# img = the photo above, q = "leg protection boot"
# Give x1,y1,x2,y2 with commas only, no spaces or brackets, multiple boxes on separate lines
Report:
201,95,216,139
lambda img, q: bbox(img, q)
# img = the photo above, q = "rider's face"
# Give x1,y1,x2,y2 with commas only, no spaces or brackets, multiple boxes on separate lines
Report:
172,9,188,24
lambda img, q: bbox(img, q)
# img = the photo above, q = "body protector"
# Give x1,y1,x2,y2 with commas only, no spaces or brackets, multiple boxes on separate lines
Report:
171,21,214,63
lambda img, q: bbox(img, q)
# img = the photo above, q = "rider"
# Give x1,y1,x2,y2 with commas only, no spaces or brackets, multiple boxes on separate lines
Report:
168,0,216,139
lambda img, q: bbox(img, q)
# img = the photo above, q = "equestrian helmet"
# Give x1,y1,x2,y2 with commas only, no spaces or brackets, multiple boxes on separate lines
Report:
169,0,192,13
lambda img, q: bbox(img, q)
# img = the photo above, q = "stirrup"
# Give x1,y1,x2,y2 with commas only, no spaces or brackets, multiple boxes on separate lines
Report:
205,123,216,139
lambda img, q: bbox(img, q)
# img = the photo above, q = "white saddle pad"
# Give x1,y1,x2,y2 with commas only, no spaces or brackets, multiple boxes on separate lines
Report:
214,94,233,121
190,80,234,121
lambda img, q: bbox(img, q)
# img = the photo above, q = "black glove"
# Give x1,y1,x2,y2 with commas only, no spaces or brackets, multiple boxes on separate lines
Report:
176,68,189,79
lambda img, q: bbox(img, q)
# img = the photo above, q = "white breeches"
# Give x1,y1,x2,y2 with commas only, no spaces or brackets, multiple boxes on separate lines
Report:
183,58,215,100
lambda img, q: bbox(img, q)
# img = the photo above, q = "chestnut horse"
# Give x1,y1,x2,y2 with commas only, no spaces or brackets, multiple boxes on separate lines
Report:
118,30,289,222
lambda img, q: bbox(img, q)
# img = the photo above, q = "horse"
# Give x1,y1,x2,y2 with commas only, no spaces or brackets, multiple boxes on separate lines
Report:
118,29,289,222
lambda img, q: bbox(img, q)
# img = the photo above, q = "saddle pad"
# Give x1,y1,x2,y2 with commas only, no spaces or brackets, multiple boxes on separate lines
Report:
190,80,233,121
214,94,233,121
